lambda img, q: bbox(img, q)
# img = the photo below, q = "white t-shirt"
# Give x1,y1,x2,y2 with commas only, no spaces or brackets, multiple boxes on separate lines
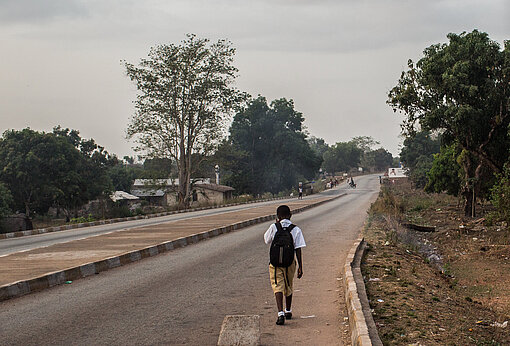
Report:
264,219,306,249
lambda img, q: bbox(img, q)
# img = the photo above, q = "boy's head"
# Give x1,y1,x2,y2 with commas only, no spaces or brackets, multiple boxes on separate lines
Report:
276,205,292,220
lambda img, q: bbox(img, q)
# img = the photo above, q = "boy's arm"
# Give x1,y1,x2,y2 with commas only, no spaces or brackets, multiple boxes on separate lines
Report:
263,224,275,244
296,248,303,278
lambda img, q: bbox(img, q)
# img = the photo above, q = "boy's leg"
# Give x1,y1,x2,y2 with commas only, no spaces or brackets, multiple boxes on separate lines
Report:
269,264,286,325
275,290,285,325
285,294,292,311
275,292,284,311
284,260,297,319
285,294,293,319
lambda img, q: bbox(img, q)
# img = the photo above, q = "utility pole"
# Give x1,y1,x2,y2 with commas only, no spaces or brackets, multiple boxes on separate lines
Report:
215,165,220,185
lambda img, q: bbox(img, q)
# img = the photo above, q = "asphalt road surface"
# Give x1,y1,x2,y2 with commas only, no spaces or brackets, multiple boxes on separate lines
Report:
0,175,379,345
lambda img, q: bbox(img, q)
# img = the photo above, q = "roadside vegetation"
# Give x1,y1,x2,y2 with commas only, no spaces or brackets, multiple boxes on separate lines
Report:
363,181,510,345
388,30,509,218
362,29,510,345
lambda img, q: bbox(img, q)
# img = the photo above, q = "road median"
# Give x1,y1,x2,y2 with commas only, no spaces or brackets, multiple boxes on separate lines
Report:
0,196,291,240
1,193,345,302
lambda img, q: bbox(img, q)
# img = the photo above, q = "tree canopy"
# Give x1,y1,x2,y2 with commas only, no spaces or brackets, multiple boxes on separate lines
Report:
322,141,362,174
399,131,441,187
124,34,246,208
0,128,116,218
361,148,394,173
425,144,462,196
388,30,510,215
224,96,321,195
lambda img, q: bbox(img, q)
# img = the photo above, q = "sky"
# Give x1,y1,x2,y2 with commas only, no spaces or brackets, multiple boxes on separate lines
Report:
1,0,508,159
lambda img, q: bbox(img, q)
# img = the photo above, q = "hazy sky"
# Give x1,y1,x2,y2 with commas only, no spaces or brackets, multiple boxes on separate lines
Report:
1,0,508,158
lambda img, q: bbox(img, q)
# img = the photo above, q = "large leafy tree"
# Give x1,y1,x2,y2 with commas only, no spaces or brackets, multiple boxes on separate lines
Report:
124,34,245,208
53,127,117,217
228,96,321,195
388,30,510,215
107,165,138,192
142,158,173,178
308,137,330,158
351,136,379,153
212,140,251,192
361,148,394,173
399,131,441,170
322,141,362,174
0,129,82,217
0,127,117,219
399,131,441,187
0,129,59,216
425,144,462,195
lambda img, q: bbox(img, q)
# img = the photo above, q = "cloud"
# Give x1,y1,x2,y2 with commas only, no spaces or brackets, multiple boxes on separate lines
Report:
0,0,89,23
0,0,508,157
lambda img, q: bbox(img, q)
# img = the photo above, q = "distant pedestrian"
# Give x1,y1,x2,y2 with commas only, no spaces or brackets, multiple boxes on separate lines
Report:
264,205,306,325
298,186,303,199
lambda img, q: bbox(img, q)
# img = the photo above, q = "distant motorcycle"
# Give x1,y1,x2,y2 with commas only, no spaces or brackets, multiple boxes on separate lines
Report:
348,181,357,189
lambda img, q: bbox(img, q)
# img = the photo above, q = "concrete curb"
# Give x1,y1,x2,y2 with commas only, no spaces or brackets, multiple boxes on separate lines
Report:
0,196,293,240
217,315,260,346
0,194,345,302
344,238,382,346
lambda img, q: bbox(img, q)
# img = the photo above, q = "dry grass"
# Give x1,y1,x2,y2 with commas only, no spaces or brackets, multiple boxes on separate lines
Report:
362,181,510,345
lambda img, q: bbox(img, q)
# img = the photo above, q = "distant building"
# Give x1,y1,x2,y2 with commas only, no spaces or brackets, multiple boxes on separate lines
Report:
131,179,234,207
110,191,140,211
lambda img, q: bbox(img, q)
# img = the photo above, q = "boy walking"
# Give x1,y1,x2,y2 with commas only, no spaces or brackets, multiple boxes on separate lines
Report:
264,205,306,325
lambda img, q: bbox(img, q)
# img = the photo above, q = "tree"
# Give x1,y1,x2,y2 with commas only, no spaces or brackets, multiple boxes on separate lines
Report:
400,131,441,170
0,182,12,220
123,156,135,164
388,30,510,215
0,129,58,216
107,164,138,192
399,131,441,187
0,129,81,216
229,96,321,194
322,141,362,174
124,34,245,208
361,148,394,173
351,136,379,153
143,158,173,178
425,144,462,195
53,127,117,217
212,140,250,191
308,137,329,158
0,127,119,219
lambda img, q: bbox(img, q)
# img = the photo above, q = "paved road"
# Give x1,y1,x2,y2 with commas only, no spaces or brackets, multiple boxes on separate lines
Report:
0,192,336,257
0,175,379,345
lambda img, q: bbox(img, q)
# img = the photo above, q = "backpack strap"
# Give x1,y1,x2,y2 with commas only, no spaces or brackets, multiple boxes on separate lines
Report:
286,224,296,232
275,223,295,232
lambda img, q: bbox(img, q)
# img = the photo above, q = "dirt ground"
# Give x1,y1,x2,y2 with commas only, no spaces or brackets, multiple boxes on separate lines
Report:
362,180,510,345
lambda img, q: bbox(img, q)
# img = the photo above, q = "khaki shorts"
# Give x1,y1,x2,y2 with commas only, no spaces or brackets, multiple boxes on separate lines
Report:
269,259,296,296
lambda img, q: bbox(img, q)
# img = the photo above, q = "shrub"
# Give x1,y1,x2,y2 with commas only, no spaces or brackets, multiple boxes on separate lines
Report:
490,164,510,222
371,186,405,216
70,214,95,224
